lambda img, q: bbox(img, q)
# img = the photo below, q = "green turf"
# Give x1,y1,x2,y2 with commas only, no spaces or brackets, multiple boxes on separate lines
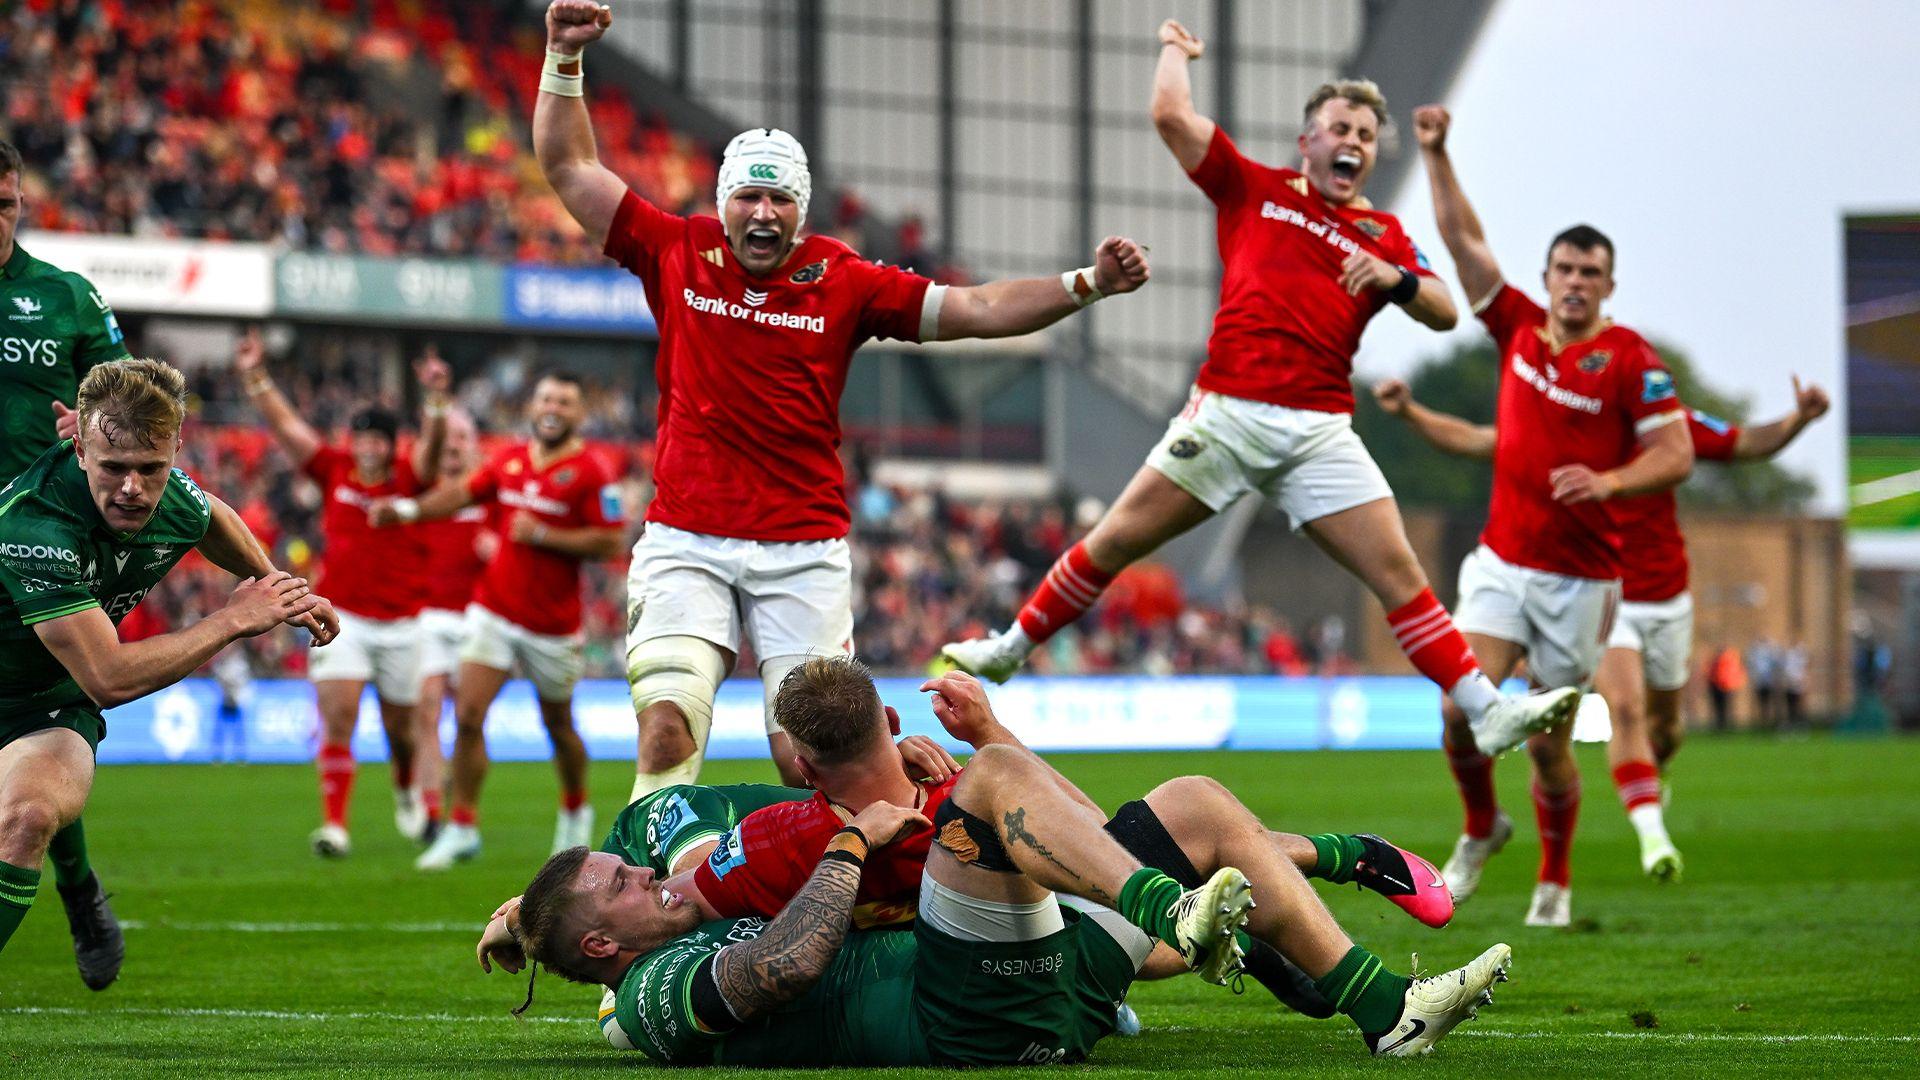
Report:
1848,435,1920,529
2,737,1917,1077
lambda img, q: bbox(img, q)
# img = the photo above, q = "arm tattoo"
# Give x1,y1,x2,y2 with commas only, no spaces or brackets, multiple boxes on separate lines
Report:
1002,806,1114,905
710,857,863,1023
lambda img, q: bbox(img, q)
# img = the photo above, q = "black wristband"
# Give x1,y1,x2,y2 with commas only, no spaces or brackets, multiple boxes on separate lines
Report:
821,848,865,868
835,824,869,851
1388,266,1420,305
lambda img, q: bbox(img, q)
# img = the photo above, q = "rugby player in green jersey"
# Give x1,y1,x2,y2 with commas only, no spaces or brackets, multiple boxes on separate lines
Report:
0,359,340,968
487,660,1515,1064
0,138,138,988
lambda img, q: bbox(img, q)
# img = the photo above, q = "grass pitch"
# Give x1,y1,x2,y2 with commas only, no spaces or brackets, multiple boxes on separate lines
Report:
1,736,1915,1078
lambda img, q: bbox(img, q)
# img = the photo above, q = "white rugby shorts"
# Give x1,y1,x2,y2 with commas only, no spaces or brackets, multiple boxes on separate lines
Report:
416,606,469,681
1605,592,1695,692
306,610,422,706
458,602,584,703
1146,387,1393,531
625,522,854,662
1454,545,1619,690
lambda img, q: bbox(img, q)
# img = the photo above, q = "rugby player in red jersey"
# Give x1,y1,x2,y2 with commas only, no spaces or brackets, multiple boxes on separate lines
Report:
943,19,1576,757
534,1,1150,803
409,396,492,843
1412,104,1698,925
1374,376,1828,882
371,370,626,870
236,331,450,858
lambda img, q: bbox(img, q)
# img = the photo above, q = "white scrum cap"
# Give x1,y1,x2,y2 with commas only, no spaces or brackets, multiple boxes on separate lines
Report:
716,128,812,227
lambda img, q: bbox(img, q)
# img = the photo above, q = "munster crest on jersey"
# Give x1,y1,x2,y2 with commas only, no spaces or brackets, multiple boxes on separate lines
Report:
1578,350,1612,373
1352,217,1387,240
789,259,827,284
553,467,575,487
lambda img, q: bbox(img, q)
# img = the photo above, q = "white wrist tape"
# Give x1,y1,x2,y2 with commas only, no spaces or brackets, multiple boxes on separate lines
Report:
540,50,585,97
1062,266,1103,308
393,498,420,524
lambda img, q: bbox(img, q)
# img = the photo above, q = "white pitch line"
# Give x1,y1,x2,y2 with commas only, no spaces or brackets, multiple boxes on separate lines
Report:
0,1005,582,1026
1456,1030,1916,1045
119,920,476,934
1851,467,1920,508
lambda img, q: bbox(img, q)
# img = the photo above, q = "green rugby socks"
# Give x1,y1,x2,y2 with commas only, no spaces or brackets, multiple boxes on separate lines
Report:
0,859,40,952
1313,945,1412,1036
48,818,92,889
1306,833,1367,884
1117,867,1186,949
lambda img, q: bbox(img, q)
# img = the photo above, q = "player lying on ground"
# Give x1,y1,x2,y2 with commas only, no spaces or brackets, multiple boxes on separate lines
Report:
369,371,626,870
1375,373,1829,883
478,664,1453,1023
0,358,338,961
1412,103,1697,925
534,1,1151,804
235,330,451,858
943,19,1576,761
480,661,1505,1062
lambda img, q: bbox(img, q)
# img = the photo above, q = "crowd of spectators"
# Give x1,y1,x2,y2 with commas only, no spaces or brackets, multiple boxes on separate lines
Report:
1,0,961,277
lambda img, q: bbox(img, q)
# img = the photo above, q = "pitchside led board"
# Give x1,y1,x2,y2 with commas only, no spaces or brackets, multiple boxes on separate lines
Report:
1846,216,1920,565
95,675,1602,766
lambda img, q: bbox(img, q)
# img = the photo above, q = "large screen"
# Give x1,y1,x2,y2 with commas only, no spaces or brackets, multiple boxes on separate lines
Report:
1846,216,1920,563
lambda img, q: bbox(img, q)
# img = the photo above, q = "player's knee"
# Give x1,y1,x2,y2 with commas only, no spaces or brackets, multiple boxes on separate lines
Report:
637,706,697,771
0,797,62,854
1525,730,1573,773
628,635,725,748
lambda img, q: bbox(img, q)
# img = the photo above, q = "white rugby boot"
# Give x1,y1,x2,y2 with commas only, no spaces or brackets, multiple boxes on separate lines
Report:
939,627,1032,685
1168,867,1255,985
1368,944,1512,1057
310,823,351,859
393,787,427,842
1441,811,1513,903
1523,882,1571,927
416,822,481,871
554,805,597,853
1470,687,1580,756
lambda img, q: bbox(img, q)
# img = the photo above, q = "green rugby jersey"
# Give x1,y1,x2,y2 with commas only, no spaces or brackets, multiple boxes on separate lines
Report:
0,241,133,481
600,783,810,876
0,440,210,718
611,917,923,1066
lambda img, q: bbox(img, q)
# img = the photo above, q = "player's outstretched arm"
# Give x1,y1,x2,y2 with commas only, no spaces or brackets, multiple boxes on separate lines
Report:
410,348,454,486
1371,379,1496,459
33,572,322,708
1150,19,1216,172
704,802,928,1025
197,494,340,646
235,329,323,467
1551,416,1695,504
369,481,476,529
534,1,628,247
1734,376,1830,459
508,516,625,560
1414,105,1504,310
920,670,1103,814
935,236,1149,340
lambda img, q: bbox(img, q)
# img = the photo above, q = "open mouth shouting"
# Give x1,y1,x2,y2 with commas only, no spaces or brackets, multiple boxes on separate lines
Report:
1330,151,1364,188
742,225,783,261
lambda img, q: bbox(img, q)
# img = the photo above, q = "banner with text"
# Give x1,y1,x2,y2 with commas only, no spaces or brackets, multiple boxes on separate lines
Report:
24,234,275,316
504,265,655,334
275,252,503,325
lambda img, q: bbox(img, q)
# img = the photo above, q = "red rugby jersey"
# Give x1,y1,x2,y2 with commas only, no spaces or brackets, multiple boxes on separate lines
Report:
1615,410,1741,602
694,774,961,929
416,503,490,613
464,444,621,635
1476,284,1685,581
1187,126,1436,414
303,446,425,620
604,191,933,542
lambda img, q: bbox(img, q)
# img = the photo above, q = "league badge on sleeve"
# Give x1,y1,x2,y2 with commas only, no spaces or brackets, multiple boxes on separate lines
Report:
706,825,748,880
1641,369,1676,403
600,484,624,521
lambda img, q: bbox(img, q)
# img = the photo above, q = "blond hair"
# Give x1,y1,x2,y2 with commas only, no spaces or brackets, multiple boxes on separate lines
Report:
1302,78,1390,131
77,358,188,449
772,656,888,765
